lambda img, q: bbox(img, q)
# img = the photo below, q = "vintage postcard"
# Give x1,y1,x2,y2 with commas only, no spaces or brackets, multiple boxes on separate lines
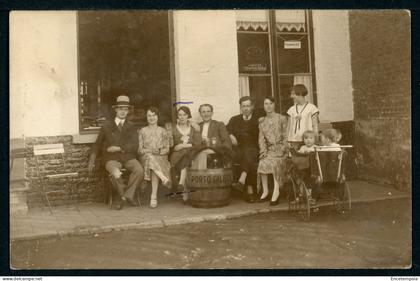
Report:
9,10,411,269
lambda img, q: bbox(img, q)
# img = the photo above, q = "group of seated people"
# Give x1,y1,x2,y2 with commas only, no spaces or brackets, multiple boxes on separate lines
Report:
88,84,344,210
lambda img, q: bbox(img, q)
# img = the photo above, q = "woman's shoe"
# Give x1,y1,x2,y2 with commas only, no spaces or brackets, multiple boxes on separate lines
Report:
269,197,280,206
257,195,270,203
150,198,158,209
269,192,281,206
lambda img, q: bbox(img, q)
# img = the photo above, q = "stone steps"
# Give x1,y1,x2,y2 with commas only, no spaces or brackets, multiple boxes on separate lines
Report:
10,182,29,215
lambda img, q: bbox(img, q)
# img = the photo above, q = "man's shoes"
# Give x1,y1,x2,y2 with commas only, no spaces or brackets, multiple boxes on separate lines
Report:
244,193,256,203
114,200,123,210
163,180,172,189
232,182,245,192
126,197,140,207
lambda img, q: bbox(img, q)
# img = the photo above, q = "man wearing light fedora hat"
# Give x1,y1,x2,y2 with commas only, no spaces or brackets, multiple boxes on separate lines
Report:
89,95,144,210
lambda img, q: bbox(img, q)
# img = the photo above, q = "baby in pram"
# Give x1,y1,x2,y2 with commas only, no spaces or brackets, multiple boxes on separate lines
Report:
298,130,317,154
319,129,342,150
289,128,343,204
288,130,317,204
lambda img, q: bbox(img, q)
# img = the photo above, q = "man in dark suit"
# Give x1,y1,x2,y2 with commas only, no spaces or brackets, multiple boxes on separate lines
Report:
227,96,261,203
88,95,144,210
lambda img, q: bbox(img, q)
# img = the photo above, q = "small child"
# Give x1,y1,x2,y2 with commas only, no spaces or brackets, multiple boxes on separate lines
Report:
319,129,342,150
287,84,319,150
310,129,343,204
293,130,317,205
298,130,316,154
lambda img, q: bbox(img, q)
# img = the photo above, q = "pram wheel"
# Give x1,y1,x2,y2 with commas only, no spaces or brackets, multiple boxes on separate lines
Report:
288,180,311,221
298,184,311,221
334,182,351,216
287,183,296,213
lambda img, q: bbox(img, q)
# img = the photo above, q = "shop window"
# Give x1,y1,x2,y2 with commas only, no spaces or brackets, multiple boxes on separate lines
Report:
77,11,172,132
236,10,273,114
237,33,271,75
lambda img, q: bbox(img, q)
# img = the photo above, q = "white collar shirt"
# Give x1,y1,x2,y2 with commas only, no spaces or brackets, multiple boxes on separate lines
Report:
115,117,125,127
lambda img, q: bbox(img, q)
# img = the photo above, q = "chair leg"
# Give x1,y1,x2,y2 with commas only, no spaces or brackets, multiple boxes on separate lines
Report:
73,181,80,212
65,181,72,211
136,187,142,207
103,178,109,204
44,192,54,215
108,179,113,209
39,180,54,215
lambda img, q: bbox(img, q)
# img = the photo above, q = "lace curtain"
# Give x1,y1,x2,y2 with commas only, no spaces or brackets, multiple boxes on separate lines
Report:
293,75,313,103
239,76,250,98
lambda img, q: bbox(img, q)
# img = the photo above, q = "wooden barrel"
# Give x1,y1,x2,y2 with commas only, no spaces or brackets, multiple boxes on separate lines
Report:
186,168,233,208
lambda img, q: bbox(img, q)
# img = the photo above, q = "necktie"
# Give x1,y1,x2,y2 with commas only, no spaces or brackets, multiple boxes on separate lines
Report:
118,121,123,131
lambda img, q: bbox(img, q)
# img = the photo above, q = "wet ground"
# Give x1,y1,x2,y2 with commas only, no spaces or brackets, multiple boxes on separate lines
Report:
11,198,411,269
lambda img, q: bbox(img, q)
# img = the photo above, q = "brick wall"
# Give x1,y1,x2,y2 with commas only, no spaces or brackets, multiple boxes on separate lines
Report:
349,10,411,190
24,135,104,208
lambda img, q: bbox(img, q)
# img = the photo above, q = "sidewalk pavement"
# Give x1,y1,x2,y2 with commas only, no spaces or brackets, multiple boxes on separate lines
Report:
10,181,410,241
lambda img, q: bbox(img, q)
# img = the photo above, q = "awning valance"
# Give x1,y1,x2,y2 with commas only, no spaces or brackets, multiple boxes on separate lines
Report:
236,21,268,32
235,10,307,32
276,10,306,32
276,22,306,32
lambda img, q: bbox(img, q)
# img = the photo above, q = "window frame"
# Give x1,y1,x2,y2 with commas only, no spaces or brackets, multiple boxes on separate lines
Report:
237,11,275,105
237,10,317,113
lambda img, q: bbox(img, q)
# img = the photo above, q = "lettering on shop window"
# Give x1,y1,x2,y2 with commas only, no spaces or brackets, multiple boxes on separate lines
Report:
243,64,268,72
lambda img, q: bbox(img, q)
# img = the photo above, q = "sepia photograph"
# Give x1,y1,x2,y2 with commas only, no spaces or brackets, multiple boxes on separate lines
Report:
9,9,411,270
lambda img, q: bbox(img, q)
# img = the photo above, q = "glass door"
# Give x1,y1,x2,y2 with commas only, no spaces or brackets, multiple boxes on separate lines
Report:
274,10,315,115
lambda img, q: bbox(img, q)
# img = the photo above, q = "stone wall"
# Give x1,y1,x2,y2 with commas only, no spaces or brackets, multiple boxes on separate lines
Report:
24,135,103,208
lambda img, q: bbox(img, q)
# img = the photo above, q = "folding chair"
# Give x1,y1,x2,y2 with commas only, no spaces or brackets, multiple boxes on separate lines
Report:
33,143,79,214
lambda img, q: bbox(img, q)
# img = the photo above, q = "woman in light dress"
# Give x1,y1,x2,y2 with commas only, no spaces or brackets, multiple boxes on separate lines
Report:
138,107,171,208
257,97,289,206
